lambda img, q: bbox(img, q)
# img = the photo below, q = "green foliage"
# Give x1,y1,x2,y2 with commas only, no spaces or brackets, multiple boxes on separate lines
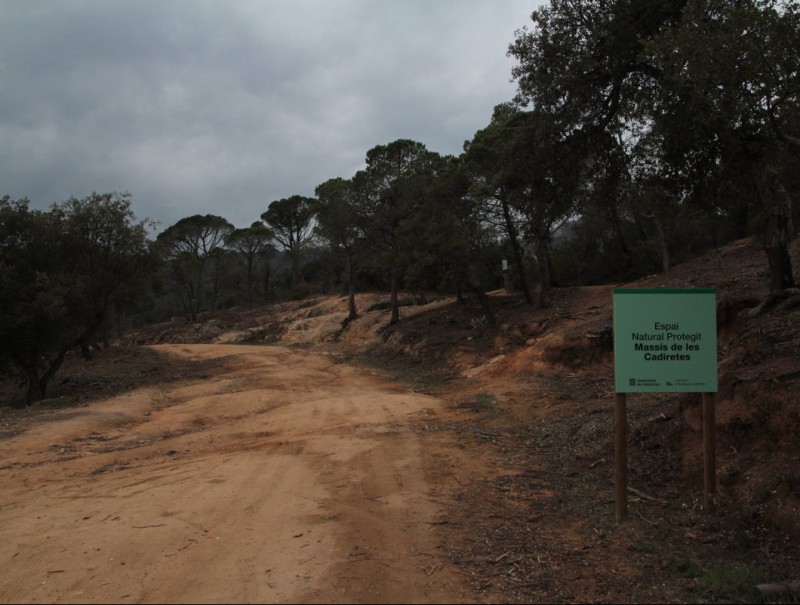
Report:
463,105,535,304
41,0,797,332
358,139,441,323
148,1,800,314
314,176,371,317
157,214,233,259
510,0,800,291
155,214,233,320
226,222,275,304
646,0,800,289
0,193,154,405
403,154,501,294
261,196,316,253
465,104,590,307
261,195,316,294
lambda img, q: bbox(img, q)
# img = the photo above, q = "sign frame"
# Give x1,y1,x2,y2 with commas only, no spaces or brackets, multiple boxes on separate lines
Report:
612,288,719,521
613,288,718,393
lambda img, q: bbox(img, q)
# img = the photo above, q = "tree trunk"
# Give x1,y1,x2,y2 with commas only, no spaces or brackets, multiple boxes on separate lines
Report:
20,348,67,405
604,166,633,270
500,197,534,304
290,248,302,294
536,233,553,309
765,227,795,291
38,350,66,402
466,262,496,327
263,260,271,303
24,366,43,406
717,126,795,291
389,262,400,324
210,258,220,311
754,171,795,291
346,253,358,321
652,215,670,273
195,259,205,318
12,358,42,407
246,255,254,304
178,283,197,322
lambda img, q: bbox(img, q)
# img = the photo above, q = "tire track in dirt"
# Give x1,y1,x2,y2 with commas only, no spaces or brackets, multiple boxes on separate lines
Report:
0,344,474,604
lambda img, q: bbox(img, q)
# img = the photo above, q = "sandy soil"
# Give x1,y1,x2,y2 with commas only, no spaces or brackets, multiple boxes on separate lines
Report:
0,344,478,604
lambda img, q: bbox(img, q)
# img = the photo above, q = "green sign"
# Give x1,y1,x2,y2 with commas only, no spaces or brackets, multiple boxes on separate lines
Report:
613,288,717,393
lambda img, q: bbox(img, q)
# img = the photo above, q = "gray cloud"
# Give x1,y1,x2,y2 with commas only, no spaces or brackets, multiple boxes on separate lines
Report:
0,0,541,230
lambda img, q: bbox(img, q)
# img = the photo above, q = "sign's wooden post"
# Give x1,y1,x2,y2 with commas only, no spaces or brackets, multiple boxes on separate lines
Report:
613,288,718,522
614,392,628,522
703,392,716,514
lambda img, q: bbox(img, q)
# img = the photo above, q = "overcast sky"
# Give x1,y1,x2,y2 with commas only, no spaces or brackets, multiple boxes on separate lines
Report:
1,1,544,231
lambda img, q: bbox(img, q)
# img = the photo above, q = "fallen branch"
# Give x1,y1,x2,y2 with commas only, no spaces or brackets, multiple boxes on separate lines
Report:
132,523,167,529
627,486,667,503
754,581,800,602
636,510,659,527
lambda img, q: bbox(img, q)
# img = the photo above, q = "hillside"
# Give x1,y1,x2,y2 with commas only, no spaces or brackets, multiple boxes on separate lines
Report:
2,235,799,603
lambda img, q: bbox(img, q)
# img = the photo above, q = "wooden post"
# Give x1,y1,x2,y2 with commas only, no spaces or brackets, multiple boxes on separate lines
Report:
615,392,628,522
703,392,716,514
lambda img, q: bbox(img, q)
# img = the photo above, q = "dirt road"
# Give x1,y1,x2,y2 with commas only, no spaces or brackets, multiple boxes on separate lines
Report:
0,344,474,604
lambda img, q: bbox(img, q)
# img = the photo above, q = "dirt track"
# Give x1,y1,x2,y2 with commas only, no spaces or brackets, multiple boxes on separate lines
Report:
0,344,474,604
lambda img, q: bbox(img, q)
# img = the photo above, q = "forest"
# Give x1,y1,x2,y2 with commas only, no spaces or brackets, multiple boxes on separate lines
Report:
2,0,799,405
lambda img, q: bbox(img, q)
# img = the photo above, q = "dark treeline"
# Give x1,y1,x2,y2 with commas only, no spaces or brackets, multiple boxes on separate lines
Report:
2,0,798,405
